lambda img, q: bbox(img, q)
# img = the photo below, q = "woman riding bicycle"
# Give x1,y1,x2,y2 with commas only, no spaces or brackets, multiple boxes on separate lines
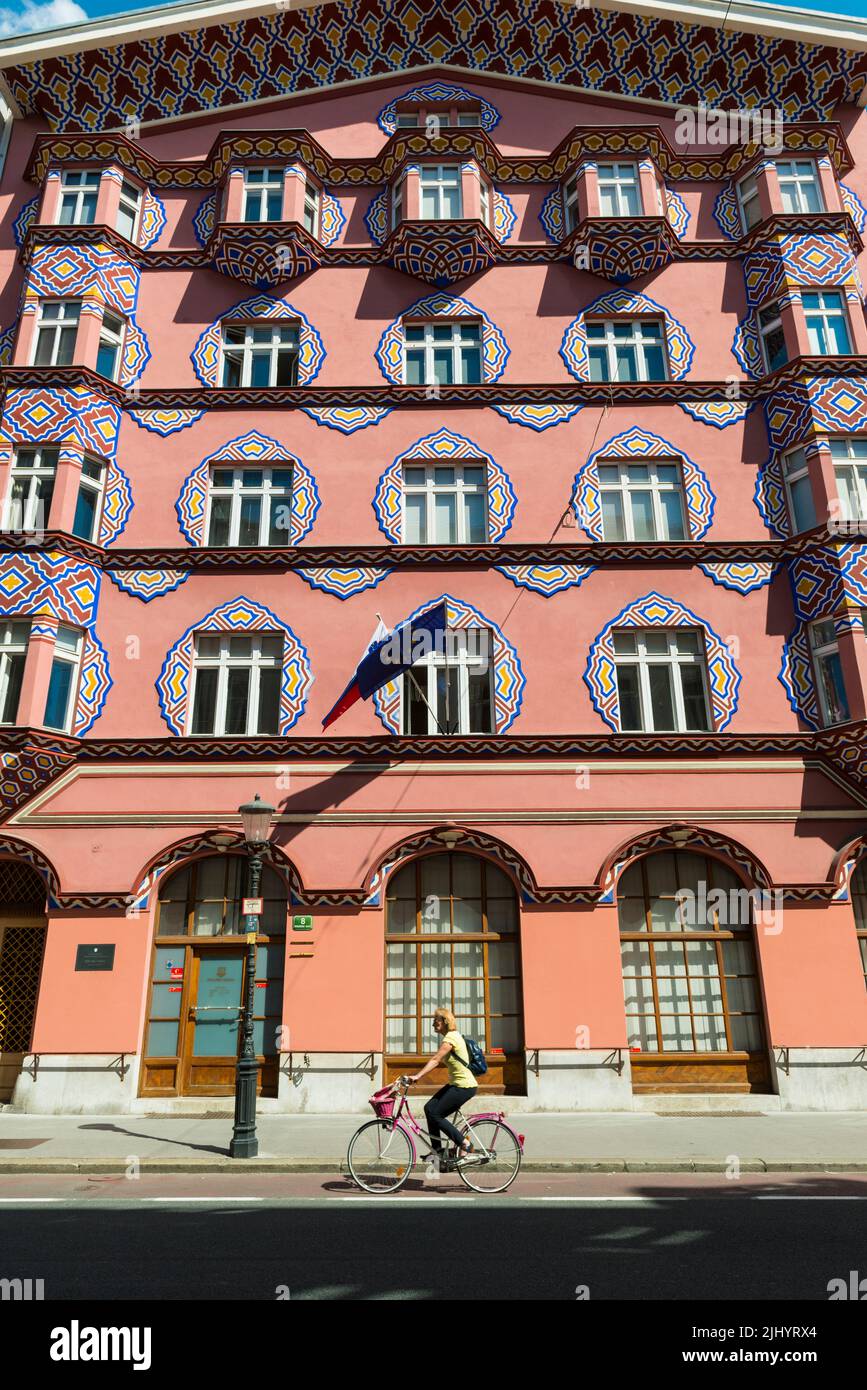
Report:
408,1006,477,1169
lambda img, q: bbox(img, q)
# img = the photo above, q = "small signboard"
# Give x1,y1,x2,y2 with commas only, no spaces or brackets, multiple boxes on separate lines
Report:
75,944,116,972
242,897,263,916
170,967,183,978
292,915,313,931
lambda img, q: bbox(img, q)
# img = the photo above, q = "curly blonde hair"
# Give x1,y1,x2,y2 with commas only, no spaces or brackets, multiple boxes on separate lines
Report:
434,1006,456,1030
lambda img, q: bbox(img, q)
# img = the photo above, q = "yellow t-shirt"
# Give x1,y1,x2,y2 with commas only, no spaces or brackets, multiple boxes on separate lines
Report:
444,1031,477,1089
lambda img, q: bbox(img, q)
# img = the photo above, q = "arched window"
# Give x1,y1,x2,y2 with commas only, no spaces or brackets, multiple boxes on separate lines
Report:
0,859,47,1103
384,851,524,1092
142,854,287,1099
618,848,769,1092
852,858,867,990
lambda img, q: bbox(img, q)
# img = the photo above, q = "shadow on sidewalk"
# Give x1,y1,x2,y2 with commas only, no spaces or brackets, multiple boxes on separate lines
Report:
78,1123,228,1157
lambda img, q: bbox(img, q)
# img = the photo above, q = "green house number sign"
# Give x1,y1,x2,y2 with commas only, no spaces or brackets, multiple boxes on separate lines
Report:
292,915,313,930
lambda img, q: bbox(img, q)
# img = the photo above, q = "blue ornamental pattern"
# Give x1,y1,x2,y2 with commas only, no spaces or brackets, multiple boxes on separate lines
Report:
157,597,312,736
743,233,856,309
712,185,741,240
192,292,325,386
495,563,596,597
372,594,524,734
12,196,39,249
318,190,346,246
296,566,390,599
193,192,217,247
561,290,695,380
301,406,392,434
731,313,763,377
840,181,867,235
539,187,564,242
678,400,752,430
375,292,509,384
107,569,189,602
0,326,16,367
176,431,319,546
665,188,690,238
364,189,389,245
139,189,167,249
1,387,120,459
128,408,205,436
373,428,515,543
100,459,134,544
493,191,516,242
585,592,741,732
754,453,788,537
376,84,501,135
698,562,778,594
491,403,583,431
571,428,715,541
779,625,822,730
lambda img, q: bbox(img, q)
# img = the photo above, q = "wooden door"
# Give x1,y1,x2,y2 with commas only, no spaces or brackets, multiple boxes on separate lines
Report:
180,947,245,1095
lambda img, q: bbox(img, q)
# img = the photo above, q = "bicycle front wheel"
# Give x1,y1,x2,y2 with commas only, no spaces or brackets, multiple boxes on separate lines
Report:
347,1119,414,1194
457,1116,522,1193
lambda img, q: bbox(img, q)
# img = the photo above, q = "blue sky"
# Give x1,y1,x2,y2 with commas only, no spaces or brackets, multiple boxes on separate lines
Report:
0,0,866,40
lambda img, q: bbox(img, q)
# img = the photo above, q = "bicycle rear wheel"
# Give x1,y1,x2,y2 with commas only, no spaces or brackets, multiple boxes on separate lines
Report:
347,1119,414,1194
457,1116,522,1193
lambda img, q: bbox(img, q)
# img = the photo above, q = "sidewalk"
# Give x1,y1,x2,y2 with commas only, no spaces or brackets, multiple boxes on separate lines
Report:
0,1110,866,1172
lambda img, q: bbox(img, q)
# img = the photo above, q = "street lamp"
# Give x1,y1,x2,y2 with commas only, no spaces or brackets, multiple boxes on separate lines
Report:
230,793,275,1159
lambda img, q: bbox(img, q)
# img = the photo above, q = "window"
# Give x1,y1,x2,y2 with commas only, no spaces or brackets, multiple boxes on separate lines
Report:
403,320,482,385
586,318,667,382
831,438,867,522
403,462,487,543
392,177,404,227
95,311,125,382
783,447,818,532
116,180,142,241
597,162,642,217
852,858,867,990
737,171,761,231
206,465,293,547
72,458,106,542
220,323,299,388
563,172,580,234
0,620,28,725
758,301,787,372
810,618,850,726
418,164,462,220
776,159,823,215
619,849,766,1055
303,181,319,236
385,852,522,1063
58,170,100,226
43,624,82,732
402,626,494,735
394,106,480,129
189,631,282,736
156,855,287,937
613,628,711,732
33,300,80,367
803,290,851,356
478,178,493,229
3,447,58,533
598,459,688,541
243,168,283,223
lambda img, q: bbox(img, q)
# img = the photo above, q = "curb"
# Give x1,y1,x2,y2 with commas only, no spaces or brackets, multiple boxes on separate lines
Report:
1,1157,866,1174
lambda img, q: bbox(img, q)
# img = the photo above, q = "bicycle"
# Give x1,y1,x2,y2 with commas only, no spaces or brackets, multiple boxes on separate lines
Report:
346,1075,524,1194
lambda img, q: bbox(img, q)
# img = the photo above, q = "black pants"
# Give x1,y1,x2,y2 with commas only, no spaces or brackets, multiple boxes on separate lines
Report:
424,1084,477,1151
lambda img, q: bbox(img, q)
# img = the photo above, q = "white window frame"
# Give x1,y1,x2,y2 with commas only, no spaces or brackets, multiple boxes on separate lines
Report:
3,446,58,533
303,180,320,236
809,618,851,727
33,299,80,367
72,457,106,543
43,624,83,733
188,631,283,736
0,619,29,725
612,627,712,733
782,446,818,533
597,162,642,217
585,317,668,382
737,171,761,231
563,172,580,234
205,464,294,547
402,319,483,386
96,310,125,382
757,300,787,372
597,457,688,541
830,437,867,522
775,159,823,215
242,167,284,223
418,164,462,220
220,322,300,388
58,169,100,226
401,461,488,544
401,626,494,735
802,289,852,356
116,179,142,241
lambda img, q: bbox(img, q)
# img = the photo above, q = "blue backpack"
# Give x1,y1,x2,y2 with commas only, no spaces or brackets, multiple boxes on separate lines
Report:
461,1036,488,1077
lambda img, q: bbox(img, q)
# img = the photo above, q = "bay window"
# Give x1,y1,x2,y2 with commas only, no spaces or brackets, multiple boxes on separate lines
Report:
776,160,823,215
737,171,761,231
303,181,320,236
613,628,711,732
783,447,818,532
758,300,787,372
402,626,494,735
597,162,641,217
810,618,850,726
33,300,80,367
803,290,852,356
116,180,142,241
4,447,57,533
220,322,299,387
402,462,487,543
206,465,293,547
831,438,867,521
58,170,99,226
189,631,283,736
43,624,83,732
95,311,125,382
71,458,106,542
0,620,28,725
563,172,580,234
586,318,667,382
418,164,462,220
598,459,688,541
243,168,283,223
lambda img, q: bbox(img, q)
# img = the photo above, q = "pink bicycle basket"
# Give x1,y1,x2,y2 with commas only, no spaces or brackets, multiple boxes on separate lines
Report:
369,1086,396,1119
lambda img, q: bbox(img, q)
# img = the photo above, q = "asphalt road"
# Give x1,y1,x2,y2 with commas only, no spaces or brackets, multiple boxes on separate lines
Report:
1,1172,866,1301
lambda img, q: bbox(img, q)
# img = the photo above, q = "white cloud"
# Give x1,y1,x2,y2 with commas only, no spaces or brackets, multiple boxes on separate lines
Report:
0,0,88,39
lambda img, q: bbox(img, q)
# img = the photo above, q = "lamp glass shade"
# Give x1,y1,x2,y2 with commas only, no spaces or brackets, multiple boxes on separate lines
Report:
239,794,275,845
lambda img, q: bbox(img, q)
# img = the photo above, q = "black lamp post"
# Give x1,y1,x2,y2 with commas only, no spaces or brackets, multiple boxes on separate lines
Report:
230,792,275,1159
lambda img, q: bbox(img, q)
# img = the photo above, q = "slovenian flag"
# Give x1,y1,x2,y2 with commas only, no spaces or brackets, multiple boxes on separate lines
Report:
321,601,448,729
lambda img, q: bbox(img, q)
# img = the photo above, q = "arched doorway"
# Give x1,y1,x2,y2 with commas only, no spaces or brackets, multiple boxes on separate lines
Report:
140,854,287,1098
852,858,867,990
0,859,47,1102
617,847,770,1093
384,851,525,1093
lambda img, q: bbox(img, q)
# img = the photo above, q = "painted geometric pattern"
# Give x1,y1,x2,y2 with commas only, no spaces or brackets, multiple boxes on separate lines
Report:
375,293,509,384
841,544,867,606
107,569,189,602
490,403,583,431
598,825,772,904
754,453,788,537
561,291,695,380
364,826,537,907
100,459,133,545
128,408,205,436
364,189,389,245
176,431,319,546
75,628,112,735
539,187,564,243
0,388,118,460
389,221,496,285
698,562,778,595
0,552,100,626
156,597,312,736
712,185,741,240
0,326,16,367
139,189,167,249
571,428,715,541
0,745,76,822
731,314,763,377
743,234,856,308
678,400,752,430
840,181,867,235
319,190,346,247
27,243,139,316
765,377,867,451
493,191,516,242
120,319,151,387
495,562,597,597
297,566,390,599
788,551,844,621
373,429,515,543
192,292,325,387
665,188,690,238
377,84,501,135
779,625,822,729
372,594,524,734
301,406,392,434
193,192,217,247
12,196,39,249
585,592,741,732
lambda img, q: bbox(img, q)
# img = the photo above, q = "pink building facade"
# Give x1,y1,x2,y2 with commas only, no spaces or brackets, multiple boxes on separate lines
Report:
0,0,866,1113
